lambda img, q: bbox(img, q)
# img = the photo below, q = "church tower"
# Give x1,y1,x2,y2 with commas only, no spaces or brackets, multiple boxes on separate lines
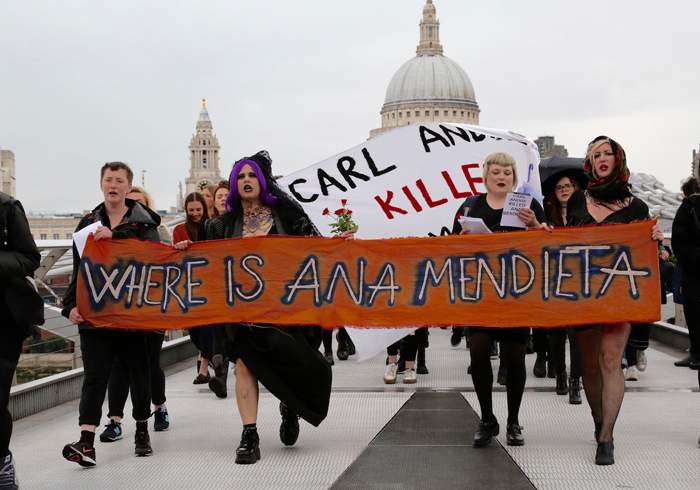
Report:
181,98,222,207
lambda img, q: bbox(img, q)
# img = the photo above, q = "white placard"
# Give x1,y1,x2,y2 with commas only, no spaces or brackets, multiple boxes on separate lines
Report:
73,221,101,257
500,193,533,228
458,216,491,234
277,123,541,239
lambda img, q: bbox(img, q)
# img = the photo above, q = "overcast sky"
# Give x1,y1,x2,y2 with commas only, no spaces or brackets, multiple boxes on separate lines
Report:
1,0,698,213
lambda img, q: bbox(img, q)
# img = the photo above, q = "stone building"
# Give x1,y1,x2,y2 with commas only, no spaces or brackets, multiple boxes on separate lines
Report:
178,98,222,209
535,136,568,159
369,0,480,138
1,146,16,197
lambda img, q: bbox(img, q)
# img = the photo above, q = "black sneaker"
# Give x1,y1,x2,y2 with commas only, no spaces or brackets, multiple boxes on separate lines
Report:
0,452,19,489
99,419,123,442
279,402,300,446
236,428,260,464
154,408,170,432
134,430,153,456
63,441,97,467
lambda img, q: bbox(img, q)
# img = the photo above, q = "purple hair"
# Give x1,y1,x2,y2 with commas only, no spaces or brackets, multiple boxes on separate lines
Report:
226,159,279,212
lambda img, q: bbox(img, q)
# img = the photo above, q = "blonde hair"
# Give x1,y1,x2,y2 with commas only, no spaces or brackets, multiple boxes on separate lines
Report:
585,138,612,180
128,185,155,210
482,152,518,192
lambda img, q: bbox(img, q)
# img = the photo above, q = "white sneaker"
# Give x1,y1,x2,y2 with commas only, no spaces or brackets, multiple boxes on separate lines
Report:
625,366,638,381
637,350,647,372
383,363,398,384
403,368,417,384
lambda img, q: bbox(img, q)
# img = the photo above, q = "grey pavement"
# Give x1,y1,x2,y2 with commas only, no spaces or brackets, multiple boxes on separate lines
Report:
10,329,700,489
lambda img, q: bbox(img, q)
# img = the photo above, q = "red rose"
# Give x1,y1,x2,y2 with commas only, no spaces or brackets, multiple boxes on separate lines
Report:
347,210,353,215
322,208,329,216
341,199,347,206
456,214,463,219
334,208,344,216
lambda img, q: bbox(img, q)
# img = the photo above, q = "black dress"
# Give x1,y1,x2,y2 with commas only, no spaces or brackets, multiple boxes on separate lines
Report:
206,207,332,427
451,193,547,342
566,190,649,226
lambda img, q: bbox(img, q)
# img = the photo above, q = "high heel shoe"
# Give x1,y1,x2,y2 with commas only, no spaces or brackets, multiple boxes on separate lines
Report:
595,441,614,465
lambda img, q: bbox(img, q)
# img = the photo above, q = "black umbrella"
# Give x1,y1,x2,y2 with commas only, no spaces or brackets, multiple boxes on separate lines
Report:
538,156,588,198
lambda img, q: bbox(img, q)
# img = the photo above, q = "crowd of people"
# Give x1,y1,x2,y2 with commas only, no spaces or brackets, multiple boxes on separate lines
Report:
1,135,699,487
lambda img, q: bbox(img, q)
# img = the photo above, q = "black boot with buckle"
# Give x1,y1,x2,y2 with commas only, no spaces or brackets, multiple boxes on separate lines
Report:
279,403,300,446
208,354,229,399
568,377,582,404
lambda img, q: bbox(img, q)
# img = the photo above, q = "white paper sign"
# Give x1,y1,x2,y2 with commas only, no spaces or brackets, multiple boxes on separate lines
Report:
500,193,533,228
458,216,491,235
277,123,541,239
73,221,101,257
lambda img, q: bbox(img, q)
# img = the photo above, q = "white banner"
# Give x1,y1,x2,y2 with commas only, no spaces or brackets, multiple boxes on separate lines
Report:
278,123,541,239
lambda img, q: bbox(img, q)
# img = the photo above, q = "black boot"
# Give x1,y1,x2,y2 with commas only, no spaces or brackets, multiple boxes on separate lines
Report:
547,361,556,379
208,354,229,399
279,403,300,446
497,364,507,386
337,331,349,361
555,373,568,395
569,377,582,405
416,348,429,374
533,355,546,378
235,427,260,464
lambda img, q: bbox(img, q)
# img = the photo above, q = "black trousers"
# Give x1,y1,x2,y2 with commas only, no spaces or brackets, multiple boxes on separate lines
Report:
532,328,549,357
387,332,418,362
0,333,24,457
626,323,652,367
107,332,166,418
189,325,214,359
548,327,582,378
78,329,151,426
684,297,700,360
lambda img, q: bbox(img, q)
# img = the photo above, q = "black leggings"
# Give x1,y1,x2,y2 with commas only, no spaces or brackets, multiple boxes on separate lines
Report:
470,330,526,426
387,333,418,362
0,334,24,457
107,332,166,418
549,327,582,378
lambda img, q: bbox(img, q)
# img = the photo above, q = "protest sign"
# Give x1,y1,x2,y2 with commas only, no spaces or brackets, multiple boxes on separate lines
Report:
501,193,533,228
277,123,541,239
78,221,661,331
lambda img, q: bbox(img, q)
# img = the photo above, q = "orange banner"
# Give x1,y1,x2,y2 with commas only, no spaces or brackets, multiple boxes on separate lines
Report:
77,221,661,331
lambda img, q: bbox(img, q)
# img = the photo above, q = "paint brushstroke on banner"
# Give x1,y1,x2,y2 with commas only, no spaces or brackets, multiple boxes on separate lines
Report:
77,221,661,331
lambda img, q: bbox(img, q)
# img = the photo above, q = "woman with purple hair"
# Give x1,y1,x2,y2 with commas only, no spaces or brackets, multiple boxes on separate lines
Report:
176,151,337,465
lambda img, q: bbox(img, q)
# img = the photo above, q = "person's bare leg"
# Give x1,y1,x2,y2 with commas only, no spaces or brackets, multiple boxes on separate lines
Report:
199,358,210,377
597,322,630,443
235,359,259,425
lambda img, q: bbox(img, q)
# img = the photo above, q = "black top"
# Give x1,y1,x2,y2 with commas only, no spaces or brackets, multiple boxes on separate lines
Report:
671,194,700,296
61,199,162,326
565,190,649,226
451,193,547,234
